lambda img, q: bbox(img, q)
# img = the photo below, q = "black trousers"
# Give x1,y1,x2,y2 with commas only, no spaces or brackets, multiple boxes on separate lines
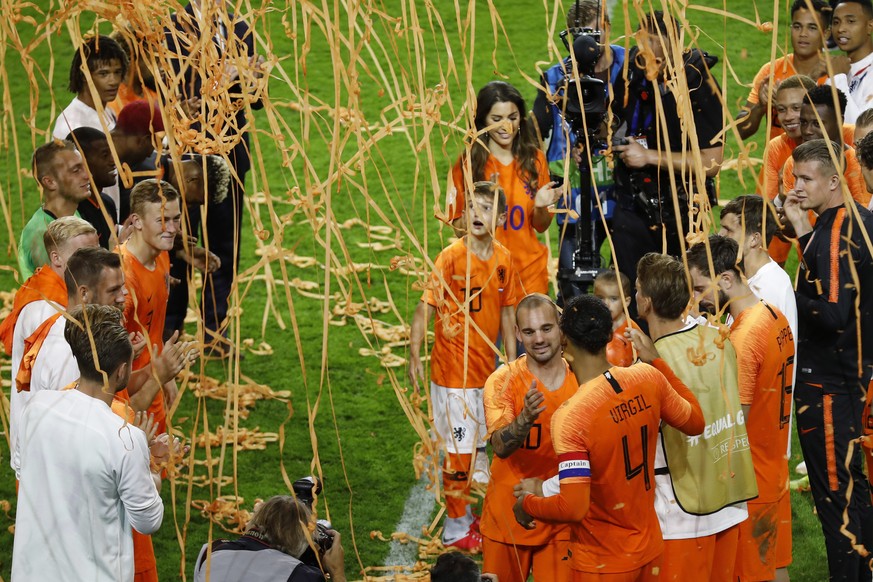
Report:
606,203,686,315
795,380,873,581
165,156,247,339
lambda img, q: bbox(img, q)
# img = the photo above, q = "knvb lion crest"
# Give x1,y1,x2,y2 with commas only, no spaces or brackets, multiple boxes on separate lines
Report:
497,265,506,286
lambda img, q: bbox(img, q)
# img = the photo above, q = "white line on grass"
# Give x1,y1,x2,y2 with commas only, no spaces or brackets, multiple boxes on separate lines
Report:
383,472,437,571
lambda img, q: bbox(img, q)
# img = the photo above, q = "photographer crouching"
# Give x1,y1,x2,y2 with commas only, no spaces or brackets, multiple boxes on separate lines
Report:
193,495,346,582
610,10,724,294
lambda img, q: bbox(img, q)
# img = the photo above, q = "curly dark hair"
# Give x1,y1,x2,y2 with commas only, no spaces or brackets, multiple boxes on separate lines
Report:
467,81,541,196
68,35,129,94
559,294,613,354
857,131,873,170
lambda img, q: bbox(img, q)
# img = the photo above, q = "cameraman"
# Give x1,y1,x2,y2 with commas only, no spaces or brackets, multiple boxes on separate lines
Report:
610,10,724,290
533,0,625,302
193,496,346,582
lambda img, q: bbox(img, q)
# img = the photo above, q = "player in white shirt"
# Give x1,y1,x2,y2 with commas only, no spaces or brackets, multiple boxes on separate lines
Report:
718,195,797,340
12,304,164,582
828,0,873,123
6,217,98,472
52,35,127,140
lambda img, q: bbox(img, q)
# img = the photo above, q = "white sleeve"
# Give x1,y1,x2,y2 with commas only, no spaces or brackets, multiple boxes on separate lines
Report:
12,402,28,480
830,74,861,124
541,475,560,497
52,114,69,141
116,426,164,535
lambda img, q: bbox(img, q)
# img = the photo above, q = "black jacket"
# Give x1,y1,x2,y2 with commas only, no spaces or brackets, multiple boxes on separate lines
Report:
796,203,873,388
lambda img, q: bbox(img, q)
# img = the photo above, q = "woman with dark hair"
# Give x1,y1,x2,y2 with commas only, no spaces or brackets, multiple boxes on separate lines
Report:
446,80,561,296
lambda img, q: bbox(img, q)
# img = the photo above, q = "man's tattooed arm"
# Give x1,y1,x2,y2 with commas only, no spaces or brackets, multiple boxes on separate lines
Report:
490,382,546,459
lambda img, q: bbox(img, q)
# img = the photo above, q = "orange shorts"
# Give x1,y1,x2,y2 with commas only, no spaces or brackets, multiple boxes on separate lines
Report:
735,494,792,581
570,555,661,581
660,524,739,582
133,530,158,581
482,536,571,582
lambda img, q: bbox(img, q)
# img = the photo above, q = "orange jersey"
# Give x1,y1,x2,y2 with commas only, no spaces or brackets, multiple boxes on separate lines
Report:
425,238,517,388
448,152,551,295
606,319,641,368
760,134,797,201
526,363,697,574
730,302,795,502
761,126,856,201
0,266,67,356
108,84,160,117
119,243,170,429
782,145,869,207
481,356,578,545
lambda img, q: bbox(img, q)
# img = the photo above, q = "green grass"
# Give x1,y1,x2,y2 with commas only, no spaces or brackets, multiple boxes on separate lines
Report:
0,0,830,580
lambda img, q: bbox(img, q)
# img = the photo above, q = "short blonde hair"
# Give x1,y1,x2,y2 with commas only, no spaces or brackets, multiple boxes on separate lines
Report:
43,216,97,254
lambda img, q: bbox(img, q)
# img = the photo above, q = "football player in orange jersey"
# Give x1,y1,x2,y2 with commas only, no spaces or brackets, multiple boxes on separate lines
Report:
513,294,704,581
481,293,577,582
119,179,182,435
409,181,517,552
687,235,795,582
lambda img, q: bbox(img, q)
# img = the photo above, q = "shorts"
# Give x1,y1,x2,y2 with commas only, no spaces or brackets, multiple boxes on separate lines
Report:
431,382,487,454
661,525,739,582
482,537,572,582
570,556,661,581
735,494,792,581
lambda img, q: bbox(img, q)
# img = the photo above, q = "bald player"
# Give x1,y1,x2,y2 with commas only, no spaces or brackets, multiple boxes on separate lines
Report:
481,293,577,582
513,294,704,581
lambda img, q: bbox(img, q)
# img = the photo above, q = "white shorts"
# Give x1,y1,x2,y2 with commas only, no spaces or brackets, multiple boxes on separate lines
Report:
430,382,487,454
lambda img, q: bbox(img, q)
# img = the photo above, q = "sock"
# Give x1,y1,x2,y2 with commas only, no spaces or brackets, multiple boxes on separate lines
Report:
443,452,472,519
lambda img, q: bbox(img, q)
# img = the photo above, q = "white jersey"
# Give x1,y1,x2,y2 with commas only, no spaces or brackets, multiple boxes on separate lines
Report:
8,300,63,472
829,52,873,124
12,389,163,582
29,316,79,395
52,97,116,140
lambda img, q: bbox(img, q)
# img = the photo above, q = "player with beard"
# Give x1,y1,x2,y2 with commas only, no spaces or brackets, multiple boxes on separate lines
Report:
12,305,164,581
480,293,577,582
687,236,796,581
512,294,704,581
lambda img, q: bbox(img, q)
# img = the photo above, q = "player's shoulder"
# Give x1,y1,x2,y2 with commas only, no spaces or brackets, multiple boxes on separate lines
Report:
484,358,528,394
